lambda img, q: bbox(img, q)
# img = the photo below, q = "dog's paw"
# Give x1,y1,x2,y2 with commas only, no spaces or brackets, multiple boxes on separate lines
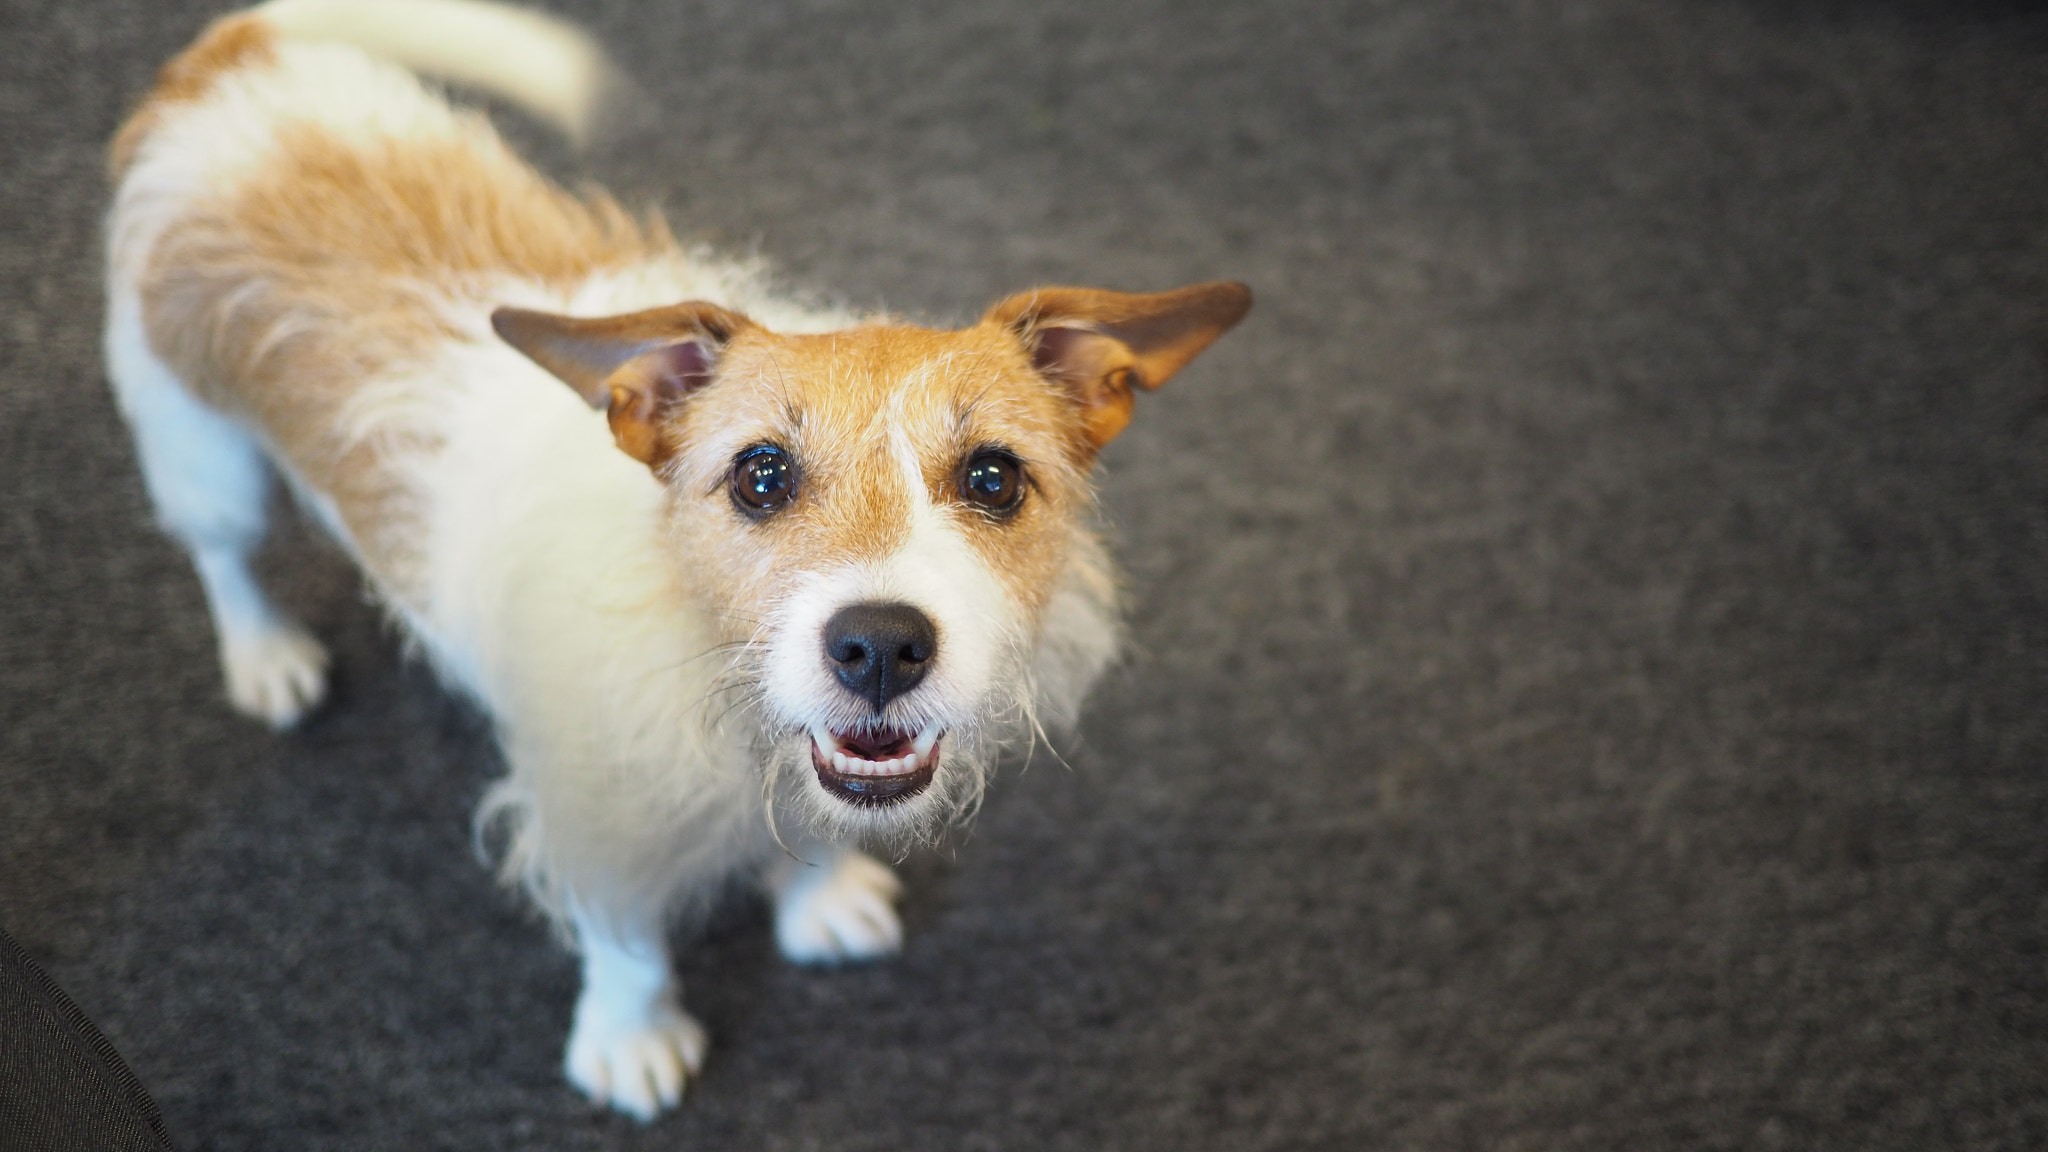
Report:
775,850,905,965
220,625,329,729
565,994,707,1122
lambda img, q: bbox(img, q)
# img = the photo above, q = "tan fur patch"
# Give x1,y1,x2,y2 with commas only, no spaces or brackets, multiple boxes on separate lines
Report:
659,323,1090,641
110,14,276,178
236,125,669,284
137,120,677,601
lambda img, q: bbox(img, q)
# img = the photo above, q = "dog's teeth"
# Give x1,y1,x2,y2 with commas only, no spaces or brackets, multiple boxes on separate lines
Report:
819,744,936,777
913,727,940,757
811,725,836,760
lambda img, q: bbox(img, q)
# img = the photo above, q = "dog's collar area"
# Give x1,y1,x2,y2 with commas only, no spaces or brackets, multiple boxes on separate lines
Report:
810,725,941,805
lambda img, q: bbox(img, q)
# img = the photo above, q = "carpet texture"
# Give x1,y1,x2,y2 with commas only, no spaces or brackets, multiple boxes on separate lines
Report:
2,0,2045,1148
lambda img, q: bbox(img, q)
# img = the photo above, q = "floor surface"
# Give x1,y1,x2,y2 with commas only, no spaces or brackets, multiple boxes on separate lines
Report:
2,1,2045,1148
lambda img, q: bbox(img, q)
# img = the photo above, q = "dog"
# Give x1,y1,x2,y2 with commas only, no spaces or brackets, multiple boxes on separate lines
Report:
105,0,1249,1120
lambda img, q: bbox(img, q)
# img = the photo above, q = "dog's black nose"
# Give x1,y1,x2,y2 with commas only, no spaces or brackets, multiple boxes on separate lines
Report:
824,603,937,710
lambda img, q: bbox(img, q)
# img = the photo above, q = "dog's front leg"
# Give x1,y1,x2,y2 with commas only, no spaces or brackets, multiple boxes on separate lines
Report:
768,843,905,965
564,912,706,1121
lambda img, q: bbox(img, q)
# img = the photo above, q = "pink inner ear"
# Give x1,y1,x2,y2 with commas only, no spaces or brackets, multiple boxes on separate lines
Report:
1029,325,1089,377
649,340,716,400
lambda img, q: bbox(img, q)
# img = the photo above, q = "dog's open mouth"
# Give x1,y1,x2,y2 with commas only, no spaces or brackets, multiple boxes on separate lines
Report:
810,725,941,806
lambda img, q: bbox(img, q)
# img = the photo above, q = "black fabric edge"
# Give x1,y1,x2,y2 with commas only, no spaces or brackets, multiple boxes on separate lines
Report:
0,924,177,1152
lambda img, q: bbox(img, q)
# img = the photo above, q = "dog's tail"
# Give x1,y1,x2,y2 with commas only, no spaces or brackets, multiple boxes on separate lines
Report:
254,0,620,146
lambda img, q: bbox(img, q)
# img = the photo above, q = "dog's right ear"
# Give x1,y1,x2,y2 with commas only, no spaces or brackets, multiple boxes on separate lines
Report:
491,302,753,469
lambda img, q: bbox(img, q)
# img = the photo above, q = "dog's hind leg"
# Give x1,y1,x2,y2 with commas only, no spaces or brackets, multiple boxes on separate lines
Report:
105,291,330,729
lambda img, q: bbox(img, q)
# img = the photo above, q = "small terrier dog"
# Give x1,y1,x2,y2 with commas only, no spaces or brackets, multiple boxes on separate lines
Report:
105,0,1248,1120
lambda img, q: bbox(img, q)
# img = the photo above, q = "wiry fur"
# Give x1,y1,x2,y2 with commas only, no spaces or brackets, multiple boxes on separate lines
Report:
105,0,1237,1122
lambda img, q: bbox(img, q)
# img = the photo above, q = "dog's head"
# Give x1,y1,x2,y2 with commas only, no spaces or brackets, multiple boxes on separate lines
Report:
494,282,1248,840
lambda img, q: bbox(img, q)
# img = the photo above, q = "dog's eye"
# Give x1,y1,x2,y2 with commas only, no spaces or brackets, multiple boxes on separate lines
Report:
731,446,795,516
961,451,1024,516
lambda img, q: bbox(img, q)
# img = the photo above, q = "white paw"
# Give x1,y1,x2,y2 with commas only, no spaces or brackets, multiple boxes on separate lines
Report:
565,994,707,1122
220,625,329,729
775,850,905,965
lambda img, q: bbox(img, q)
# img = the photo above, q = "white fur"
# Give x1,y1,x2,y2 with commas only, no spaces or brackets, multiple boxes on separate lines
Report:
769,845,906,964
566,912,706,1121
748,493,1035,846
257,0,613,145
190,547,331,729
104,4,1123,1121
105,289,333,728
753,500,1015,747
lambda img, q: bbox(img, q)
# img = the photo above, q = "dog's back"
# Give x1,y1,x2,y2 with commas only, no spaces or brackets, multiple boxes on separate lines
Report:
102,1,792,885
107,2,679,594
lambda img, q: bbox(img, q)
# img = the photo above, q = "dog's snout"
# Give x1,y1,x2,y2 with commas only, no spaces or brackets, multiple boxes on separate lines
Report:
824,603,936,710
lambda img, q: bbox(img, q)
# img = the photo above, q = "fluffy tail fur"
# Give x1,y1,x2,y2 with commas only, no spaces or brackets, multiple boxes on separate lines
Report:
254,0,619,145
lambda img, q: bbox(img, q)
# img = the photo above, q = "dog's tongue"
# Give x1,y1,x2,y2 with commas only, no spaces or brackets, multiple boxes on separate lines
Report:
838,730,913,761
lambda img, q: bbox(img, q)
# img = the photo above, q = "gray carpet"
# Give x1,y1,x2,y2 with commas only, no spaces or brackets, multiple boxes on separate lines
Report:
3,0,2046,1148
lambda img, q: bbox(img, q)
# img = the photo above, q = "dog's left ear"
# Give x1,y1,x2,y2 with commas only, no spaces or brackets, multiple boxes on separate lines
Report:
491,302,754,468
983,281,1251,452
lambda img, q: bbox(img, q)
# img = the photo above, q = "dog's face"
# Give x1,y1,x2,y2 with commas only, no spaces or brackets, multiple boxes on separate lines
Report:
495,282,1248,839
